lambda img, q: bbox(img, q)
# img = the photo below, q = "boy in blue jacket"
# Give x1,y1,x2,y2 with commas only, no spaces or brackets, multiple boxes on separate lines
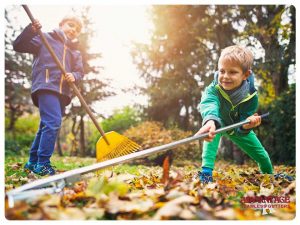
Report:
195,45,273,183
13,16,84,176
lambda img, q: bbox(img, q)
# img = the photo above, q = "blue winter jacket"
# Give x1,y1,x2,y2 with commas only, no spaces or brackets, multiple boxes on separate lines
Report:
13,24,84,106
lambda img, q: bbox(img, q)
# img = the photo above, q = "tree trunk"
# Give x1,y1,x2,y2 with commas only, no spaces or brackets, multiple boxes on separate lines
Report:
219,137,233,160
8,106,16,131
220,137,245,164
70,117,78,156
56,129,63,156
271,69,288,97
8,106,18,139
79,116,86,157
233,146,244,165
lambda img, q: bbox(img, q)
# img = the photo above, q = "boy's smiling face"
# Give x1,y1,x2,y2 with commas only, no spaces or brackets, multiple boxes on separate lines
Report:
218,59,250,91
60,20,81,41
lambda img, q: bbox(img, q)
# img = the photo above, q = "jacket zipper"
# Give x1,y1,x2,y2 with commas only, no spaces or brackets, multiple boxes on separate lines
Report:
45,68,49,83
216,84,257,109
216,84,257,134
59,44,67,94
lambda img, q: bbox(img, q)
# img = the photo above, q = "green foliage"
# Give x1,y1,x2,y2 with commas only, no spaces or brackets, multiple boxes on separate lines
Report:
132,5,295,127
241,5,295,96
5,114,40,157
14,114,40,134
131,5,295,165
101,106,142,133
5,133,33,155
124,121,200,164
85,106,142,156
5,155,96,189
5,7,34,130
256,69,276,105
258,84,295,165
86,123,100,157
132,5,242,124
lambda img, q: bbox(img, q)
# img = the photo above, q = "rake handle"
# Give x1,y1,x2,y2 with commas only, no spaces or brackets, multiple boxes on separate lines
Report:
22,5,110,145
6,113,270,203
213,112,270,135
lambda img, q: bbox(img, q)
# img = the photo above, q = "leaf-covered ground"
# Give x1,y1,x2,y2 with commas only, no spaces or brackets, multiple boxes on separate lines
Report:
5,157,295,220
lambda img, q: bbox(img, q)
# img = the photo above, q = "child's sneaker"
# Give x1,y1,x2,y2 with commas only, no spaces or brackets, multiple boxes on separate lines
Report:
33,163,56,176
198,167,213,183
24,161,37,172
274,173,294,182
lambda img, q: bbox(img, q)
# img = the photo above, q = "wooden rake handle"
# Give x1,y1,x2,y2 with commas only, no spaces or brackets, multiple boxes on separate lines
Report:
22,5,110,145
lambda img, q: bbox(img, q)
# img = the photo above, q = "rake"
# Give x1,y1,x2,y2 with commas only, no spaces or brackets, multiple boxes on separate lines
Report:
6,112,270,208
22,5,141,161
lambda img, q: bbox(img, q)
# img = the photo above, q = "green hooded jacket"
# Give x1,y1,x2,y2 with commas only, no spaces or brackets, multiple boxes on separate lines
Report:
198,72,258,136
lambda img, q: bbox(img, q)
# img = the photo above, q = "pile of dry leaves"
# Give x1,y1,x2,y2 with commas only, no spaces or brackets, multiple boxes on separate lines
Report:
5,162,295,220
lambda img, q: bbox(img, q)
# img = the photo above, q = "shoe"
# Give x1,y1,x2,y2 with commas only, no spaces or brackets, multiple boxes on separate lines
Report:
274,173,294,182
199,167,213,183
24,161,37,172
33,163,56,176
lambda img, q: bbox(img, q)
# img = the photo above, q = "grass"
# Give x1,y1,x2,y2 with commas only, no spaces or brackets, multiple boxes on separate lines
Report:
5,155,96,172
5,154,151,190
51,155,96,171
112,164,149,176
5,154,97,189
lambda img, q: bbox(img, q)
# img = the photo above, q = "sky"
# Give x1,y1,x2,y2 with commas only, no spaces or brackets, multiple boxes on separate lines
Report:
6,5,153,117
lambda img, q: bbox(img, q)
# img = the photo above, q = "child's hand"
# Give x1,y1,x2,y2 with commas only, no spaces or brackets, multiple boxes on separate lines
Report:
242,113,262,130
31,20,42,33
194,120,216,142
65,73,75,83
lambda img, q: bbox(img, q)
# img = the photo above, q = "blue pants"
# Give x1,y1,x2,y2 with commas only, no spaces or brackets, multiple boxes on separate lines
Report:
29,91,65,164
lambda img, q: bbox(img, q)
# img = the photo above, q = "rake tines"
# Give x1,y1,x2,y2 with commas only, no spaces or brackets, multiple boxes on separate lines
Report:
101,140,140,162
96,131,141,162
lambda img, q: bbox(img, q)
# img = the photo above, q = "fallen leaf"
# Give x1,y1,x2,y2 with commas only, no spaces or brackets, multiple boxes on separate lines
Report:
153,195,195,219
106,194,154,214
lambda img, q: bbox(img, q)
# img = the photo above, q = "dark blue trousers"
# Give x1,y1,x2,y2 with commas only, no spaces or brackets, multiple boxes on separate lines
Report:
29,91,65,164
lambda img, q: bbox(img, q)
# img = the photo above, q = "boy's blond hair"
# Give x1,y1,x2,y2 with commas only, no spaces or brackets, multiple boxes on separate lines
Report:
59,15,82,32
218,45,253,72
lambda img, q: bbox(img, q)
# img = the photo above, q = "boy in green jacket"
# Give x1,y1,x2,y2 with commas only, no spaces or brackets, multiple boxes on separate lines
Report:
195,45,273,183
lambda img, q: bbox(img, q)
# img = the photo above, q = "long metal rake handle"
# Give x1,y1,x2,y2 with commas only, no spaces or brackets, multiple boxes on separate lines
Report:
22,5,109,145
6,112,269,200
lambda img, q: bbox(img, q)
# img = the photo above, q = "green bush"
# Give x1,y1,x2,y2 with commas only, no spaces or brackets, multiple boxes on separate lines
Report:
101,106,141,133
5,133,34,157
258,84,295,165
86,106,142,156
14,115,39,134
86,123,100,157
5,114,39,157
